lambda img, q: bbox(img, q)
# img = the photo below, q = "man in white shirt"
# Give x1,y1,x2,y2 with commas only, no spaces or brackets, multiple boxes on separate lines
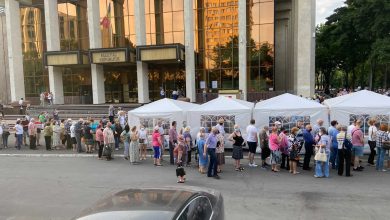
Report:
15,120,23,150
246,119,258,167
347,120,356,136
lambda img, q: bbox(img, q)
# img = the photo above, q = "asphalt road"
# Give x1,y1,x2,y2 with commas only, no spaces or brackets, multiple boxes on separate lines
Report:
0,156,390,220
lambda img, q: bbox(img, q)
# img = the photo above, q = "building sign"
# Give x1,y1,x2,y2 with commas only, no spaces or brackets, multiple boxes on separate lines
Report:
137,43,185,62
45,51,89,66
91,50,127,63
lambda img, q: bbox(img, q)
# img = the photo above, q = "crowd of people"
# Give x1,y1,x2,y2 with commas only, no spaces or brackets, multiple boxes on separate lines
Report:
1,104,390,183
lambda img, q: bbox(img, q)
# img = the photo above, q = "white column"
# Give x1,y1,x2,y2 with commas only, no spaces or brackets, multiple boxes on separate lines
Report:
44,0,64,104
5,0,25,101
184,0,196,102
134,0,149,103
295,0,315,97
238,0,247,100
87,0,106,104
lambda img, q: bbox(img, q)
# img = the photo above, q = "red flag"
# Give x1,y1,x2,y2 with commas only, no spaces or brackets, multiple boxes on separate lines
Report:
100,3,111,29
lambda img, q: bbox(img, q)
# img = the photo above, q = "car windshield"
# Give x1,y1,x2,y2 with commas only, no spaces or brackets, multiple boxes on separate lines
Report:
76,210,175,220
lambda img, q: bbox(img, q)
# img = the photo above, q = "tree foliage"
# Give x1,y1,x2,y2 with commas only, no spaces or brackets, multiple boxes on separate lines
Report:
316,0,390,92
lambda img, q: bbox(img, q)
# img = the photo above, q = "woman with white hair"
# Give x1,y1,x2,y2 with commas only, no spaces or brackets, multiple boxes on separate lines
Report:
70,121,77,151
183,126,193,166
197,127,208,174
53,121,63,149
229,124,245,171
152,126,163,166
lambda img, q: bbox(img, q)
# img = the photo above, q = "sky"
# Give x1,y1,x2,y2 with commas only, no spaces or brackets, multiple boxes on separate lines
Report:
316,0,346,25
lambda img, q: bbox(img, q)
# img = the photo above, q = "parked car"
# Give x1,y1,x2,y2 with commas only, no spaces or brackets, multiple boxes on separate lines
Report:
73,186,224,220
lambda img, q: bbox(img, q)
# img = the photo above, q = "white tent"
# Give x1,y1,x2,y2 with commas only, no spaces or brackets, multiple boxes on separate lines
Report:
324,90,390,126
128,98,199,131
187,96,254,139
253,93,329,129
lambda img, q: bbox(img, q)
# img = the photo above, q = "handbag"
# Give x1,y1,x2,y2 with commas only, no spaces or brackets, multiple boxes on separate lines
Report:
314,147,327,162
382,142,390,150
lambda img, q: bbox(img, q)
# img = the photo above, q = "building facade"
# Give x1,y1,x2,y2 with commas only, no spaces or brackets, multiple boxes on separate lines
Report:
0,0,316,104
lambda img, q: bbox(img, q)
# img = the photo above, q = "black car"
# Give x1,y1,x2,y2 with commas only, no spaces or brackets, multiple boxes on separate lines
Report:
73,186,224,220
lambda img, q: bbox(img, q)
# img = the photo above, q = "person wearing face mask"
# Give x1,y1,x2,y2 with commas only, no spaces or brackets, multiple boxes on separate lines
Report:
314,127,331,178
303,124,315,170
138,125,148,160
229,124,245,171
215,118,225,136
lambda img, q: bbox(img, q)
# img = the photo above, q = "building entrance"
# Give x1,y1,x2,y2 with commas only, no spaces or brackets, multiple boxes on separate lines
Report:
148,64,185,101
104,65,138,103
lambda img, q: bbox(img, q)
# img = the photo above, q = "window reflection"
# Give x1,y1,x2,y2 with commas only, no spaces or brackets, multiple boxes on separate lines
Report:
99,0,136,48
247,0,274,92
58,0,89,51
20,5,49,98
145,0,184,45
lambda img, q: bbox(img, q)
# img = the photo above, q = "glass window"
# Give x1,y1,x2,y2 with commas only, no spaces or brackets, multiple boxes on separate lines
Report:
145,0,184,45
21,5,49,98
177,196,213,220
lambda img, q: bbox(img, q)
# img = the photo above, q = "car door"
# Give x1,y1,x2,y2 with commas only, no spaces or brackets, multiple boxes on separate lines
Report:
176,196,213,220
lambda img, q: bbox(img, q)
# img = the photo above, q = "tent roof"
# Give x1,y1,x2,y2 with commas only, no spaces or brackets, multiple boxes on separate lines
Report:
323,90,390,108
191,96,254,112
129,98,199,113
255,93,327,110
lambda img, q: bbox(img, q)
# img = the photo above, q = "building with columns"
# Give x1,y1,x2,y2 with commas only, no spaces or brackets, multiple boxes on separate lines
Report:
0,0,316,104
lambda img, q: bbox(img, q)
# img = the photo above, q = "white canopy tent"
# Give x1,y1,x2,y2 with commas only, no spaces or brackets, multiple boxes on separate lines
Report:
323,90,390,128
253,93,329,130
128,98,199,133
187,96,254,140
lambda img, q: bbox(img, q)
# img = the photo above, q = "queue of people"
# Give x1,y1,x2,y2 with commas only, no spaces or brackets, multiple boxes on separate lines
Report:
2,106,390,184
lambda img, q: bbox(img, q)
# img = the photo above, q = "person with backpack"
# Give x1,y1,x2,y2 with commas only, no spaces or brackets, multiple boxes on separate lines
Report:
337,125,352,177
279,127,290,170
375,124,390,172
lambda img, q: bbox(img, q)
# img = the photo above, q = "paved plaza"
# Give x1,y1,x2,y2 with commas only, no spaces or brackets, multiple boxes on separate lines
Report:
0,155,390,220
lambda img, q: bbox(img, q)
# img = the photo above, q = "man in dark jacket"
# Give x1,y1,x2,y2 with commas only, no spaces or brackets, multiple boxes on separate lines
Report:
75,119,84,153
303,124,315,170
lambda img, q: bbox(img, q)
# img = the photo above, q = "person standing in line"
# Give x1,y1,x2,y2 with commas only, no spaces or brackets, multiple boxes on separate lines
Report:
113,120,122,151
1,119,10,148
246,119,258,167
216,129,225,173
138,125,148,160
269,126,282,172
197,127,208,174
303,125,315,170
215,118,225,136
121,125,130,160
21,116,29,146
28,118,37,150
279,127,290,171
108,105,115,123
169,121,178,165
288,127,300,175
174,135,186,183
160,87,165,98
314,127,331,178
152,126,163,166
75,119,84,153
15,120,23,150
347,120,356,137
95,125,104,160
129,126,140,164
351,120,365,171
43,122,53,151
52,121,62,149
312,119,324,137
259,126,270,169
229,124,245,172
337,125,352,177
183,126,193,166
64,119,72,149
328,120,339,169
157,121,166,161
48,92,53,105
103,122,115,161
84,122,94,153
118,109,126,129
375,124,389,172
204,127,219,179
70,121,77,151
367,118,378,166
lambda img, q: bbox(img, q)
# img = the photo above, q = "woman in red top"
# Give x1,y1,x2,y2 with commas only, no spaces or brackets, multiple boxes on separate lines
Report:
269,126,282,172
152,126,163,166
